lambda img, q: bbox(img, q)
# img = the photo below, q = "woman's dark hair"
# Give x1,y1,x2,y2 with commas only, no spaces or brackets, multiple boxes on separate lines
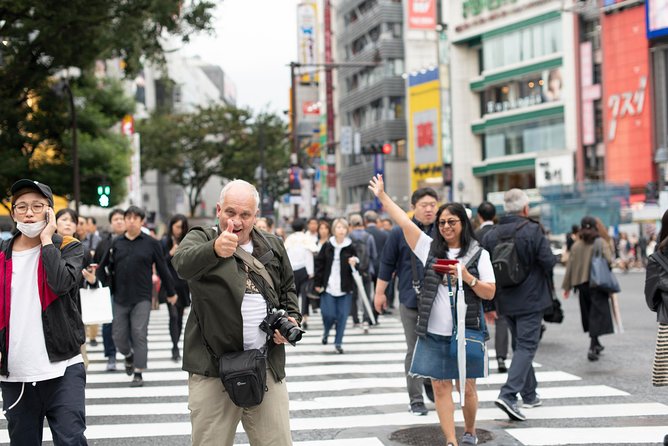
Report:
55,208,79,225
317,220,331,238
658,209,668,251
431,203,476,258
166,214,189,248
579,216,598,244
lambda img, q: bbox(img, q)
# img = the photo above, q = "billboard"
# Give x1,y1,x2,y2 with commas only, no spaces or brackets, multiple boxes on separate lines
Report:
602,5,655,200
408,0,436,30
647,0,668,39
297,2,319,84
408,69,442,191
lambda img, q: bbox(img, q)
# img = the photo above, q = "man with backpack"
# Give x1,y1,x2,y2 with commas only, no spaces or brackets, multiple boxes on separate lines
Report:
482,189,556,421
349,213,378,332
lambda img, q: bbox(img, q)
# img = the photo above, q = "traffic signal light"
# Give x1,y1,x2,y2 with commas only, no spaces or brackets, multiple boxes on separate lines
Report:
361,142,392,155
97,185,110,207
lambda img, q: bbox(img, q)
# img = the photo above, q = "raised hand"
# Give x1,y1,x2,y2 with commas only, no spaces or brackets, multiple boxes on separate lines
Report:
214,219,239,258
368,174,385,198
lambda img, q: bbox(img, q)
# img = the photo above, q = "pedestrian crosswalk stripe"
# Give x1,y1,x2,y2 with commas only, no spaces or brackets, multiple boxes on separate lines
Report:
238,439,385,446
507,426,668,445
81,385,630,413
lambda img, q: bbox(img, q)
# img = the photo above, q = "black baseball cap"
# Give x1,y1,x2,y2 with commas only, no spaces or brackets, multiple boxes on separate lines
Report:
10,179,54,207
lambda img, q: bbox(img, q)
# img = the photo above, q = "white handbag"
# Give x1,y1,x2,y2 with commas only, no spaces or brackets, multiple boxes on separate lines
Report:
80,284,113,325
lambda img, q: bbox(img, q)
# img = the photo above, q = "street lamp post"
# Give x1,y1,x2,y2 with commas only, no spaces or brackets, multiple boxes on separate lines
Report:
64,82,80,215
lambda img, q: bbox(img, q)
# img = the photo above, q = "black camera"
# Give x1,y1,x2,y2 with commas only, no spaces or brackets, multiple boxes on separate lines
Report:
260,309,304,346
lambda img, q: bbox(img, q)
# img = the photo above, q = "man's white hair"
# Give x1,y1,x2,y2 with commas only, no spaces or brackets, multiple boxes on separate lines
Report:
219,180,260,211
503,188,529,214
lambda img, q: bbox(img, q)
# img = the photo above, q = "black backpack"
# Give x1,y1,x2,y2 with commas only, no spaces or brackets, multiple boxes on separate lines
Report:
491,220,531,288
351,233,371,275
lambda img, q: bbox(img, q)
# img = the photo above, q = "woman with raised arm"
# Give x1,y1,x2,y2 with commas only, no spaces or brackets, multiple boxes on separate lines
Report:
369,174,496,446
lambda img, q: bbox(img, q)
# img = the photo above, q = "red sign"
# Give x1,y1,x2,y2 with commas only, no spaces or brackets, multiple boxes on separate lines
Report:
602,5,654,198
408,0,436,30
302,101,320,116
417,122,434,148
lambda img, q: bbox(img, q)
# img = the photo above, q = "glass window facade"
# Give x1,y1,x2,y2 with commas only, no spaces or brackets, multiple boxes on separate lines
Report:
479,69,563,116
484,118,565,159
482,19,562,71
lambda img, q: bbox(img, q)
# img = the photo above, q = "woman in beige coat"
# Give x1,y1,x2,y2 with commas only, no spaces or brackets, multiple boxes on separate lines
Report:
562,216,615,361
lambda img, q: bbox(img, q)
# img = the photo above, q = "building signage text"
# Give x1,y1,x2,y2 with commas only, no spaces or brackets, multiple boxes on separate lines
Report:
607,75,646,141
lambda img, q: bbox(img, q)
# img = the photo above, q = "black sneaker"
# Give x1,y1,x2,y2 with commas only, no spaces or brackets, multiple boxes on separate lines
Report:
124,354,134,376
90,339,98,347
409,402,428,416
130,373,143,387
587,348,599,361
497,357,508,373
495,397,526,421
171,347,181,362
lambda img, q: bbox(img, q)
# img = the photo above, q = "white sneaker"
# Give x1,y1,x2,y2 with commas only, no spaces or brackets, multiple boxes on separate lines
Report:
362,322,369,334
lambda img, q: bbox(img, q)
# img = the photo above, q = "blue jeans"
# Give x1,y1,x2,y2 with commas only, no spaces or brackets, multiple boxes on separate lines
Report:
320,292,352,348
1,363,87,445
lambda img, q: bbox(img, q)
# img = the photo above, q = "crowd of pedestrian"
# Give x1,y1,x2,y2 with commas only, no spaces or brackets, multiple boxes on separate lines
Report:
3,175,666,446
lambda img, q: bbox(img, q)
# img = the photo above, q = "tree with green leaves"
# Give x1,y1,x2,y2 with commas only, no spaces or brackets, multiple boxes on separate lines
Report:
0,0,216,204
139,106,291,216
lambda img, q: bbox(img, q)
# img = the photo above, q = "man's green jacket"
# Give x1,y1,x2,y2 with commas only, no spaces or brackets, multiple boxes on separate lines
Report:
172,226,301,381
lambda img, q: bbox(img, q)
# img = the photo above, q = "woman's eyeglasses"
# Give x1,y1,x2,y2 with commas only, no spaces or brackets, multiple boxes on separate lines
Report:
12,203,46,215
438,219,460,228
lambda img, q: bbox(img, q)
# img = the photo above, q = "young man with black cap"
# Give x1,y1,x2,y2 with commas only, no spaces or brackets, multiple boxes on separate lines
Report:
0,179,87,444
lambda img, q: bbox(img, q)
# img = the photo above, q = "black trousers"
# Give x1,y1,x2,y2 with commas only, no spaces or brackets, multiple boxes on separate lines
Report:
1,363,87,445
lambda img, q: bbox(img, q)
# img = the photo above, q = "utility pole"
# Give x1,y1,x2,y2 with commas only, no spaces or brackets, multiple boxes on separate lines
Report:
290,62,300,165
324,0,335,205
65,82,80,214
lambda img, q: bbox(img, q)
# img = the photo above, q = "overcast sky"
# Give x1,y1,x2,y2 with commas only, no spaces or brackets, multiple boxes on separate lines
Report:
182,0,299,116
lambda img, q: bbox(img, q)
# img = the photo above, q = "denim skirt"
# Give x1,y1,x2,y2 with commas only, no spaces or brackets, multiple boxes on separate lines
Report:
409,332,487,381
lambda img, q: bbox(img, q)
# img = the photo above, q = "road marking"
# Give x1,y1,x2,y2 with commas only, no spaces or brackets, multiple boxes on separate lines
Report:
507,426,668,445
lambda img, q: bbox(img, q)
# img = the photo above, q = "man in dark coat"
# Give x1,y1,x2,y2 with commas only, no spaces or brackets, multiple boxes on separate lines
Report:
482,189,556,421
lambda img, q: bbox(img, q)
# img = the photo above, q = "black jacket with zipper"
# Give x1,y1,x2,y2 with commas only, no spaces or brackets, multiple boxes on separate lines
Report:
314,240,357,294
0,233,85,377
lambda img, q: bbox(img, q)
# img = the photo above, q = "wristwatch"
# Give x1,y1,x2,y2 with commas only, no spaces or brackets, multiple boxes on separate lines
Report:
469,277,478,288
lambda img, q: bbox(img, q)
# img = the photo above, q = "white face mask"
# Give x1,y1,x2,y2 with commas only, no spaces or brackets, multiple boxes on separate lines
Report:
16,220,46,238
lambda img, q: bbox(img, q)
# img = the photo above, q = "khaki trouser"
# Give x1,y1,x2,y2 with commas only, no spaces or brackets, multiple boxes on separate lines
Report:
188,370,292,446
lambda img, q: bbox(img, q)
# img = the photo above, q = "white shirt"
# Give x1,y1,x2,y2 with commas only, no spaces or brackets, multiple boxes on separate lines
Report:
414,232,495,336
325,236,352,297
284,231,316,275
239,242,269,350
2,246,82,382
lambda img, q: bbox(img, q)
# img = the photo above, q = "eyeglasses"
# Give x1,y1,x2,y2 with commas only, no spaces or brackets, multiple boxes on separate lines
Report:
12,202,47,215
438,219,460,228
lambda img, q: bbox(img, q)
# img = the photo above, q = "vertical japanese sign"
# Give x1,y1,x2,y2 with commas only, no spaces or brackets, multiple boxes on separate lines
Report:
408,69,442,191
297,2,319,84
602,5,654,200
408,0,436,30
580,41,601,146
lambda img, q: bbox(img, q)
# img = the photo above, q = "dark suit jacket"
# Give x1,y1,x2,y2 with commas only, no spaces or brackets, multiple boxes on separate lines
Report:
365,224,388,277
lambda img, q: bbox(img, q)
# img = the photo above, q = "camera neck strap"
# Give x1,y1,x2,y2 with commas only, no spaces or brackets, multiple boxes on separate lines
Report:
234,245,276,293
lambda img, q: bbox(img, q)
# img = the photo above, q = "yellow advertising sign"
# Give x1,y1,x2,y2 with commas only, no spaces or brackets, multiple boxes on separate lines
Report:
408,69,442,191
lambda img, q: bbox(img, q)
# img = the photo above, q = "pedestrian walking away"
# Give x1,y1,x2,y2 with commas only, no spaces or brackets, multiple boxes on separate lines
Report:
284,218,317,331
562,216,616,361
172,179,301,446
97,205,177,387
481,188,556,422
160,214,191,362
314,218,359,354
0,179,87,445
373,183,439,416
370,174,496,446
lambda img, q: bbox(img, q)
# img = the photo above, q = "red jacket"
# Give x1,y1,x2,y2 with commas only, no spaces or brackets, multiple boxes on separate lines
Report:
0,233,85,377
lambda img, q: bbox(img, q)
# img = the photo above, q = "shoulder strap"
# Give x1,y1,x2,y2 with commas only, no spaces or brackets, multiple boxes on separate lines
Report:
651,251,668,273
466,248,483,269
234,246,275,292
410,254,421,294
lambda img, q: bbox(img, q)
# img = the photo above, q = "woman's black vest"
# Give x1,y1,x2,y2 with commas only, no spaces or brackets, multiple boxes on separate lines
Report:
415,244,486,339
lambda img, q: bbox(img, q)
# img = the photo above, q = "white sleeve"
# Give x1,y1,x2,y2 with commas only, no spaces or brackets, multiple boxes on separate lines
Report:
413,232,433,266
476,249,496,283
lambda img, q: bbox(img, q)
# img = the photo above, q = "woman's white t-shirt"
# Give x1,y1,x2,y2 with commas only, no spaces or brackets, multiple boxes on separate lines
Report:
413,232,495,336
